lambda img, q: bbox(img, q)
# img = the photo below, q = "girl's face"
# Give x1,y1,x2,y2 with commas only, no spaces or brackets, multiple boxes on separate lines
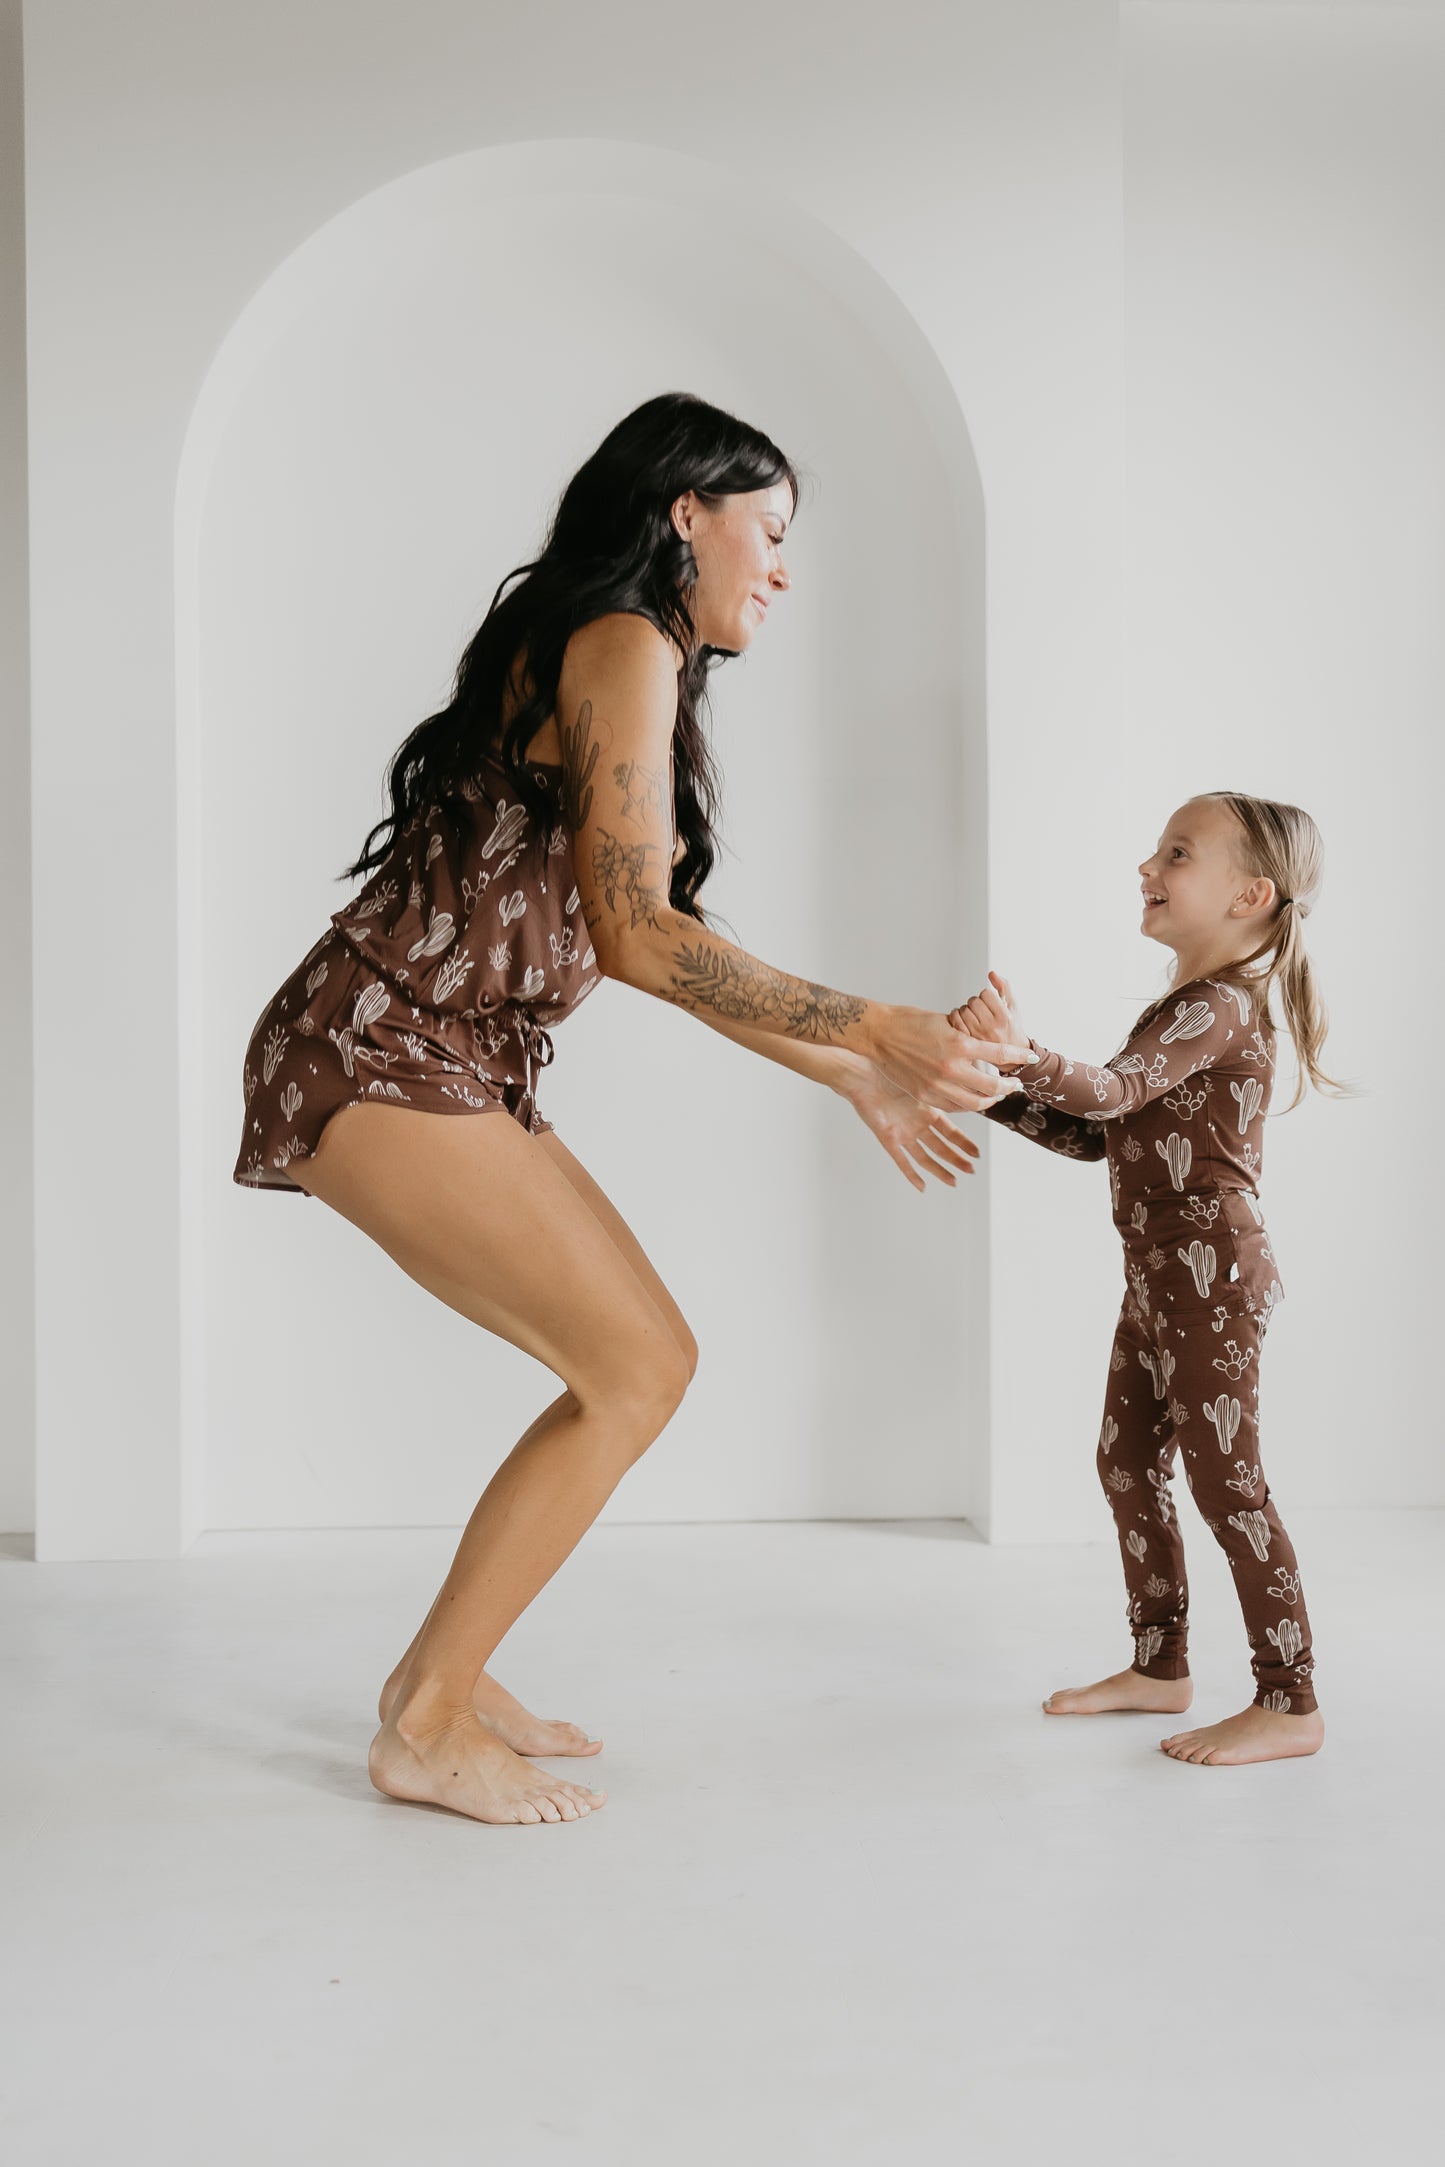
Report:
1138,797,1274,952
672,482,794,651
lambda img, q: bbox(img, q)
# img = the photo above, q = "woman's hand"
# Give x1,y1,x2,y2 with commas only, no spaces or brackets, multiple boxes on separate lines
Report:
948,972,1030,1073
865,1002,1032,1113
836,1062,982,1192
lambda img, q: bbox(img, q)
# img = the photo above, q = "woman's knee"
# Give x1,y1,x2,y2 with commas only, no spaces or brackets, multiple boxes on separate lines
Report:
582,1331,693,1454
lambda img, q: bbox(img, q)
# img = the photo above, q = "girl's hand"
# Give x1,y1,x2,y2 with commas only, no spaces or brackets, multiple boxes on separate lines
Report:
837,1063,981,1193
866,1004,1032,1113
948,972,1030,1072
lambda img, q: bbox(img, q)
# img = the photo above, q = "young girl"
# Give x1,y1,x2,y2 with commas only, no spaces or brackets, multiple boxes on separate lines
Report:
955,792,1342,1767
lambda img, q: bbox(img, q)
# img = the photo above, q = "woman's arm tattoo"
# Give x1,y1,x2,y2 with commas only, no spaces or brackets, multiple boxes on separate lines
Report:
666,940,867,1042
558,700,600,834
593,829,667,930
613,758,669,827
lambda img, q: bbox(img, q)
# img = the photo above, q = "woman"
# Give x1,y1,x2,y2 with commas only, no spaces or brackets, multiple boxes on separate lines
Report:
235,393,1022,1826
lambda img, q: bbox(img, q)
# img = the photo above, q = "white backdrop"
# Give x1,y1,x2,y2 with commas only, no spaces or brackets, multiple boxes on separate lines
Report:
14,0,1440,1555
193,154,988,1530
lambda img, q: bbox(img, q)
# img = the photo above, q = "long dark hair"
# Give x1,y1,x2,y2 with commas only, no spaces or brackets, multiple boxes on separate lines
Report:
341,392,799,918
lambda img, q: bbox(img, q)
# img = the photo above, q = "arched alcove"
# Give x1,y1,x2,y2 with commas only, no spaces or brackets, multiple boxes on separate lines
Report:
176,140,988,1534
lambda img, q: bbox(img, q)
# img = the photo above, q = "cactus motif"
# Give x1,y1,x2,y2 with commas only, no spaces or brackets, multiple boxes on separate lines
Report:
488,943,512,970
1126,1529,1148,1562
279,1081,303,1124
1261,1689,1292,1713
407,908,456,963
1147,1466,1174,1525
1225,1460,1261,1497
304,959,329,998
1131,1200,1148,1234
1129,1263,1151,1314
1227,1508,1272,1562
1267,1617,1303,1667
499,891,527,927
432,948,476,1002
1169,1398,1190,1427
565,886,581,914
1106,1468,1135,1493
1110,1348,1126,1374
1215,982,1252,1024
481,801,529,860
1178,1239,1217,1298
262,1025,289,1085
549,929,578,969
425,832,444,866
1204,1394,1242,1454
1157,1133,1192,1191
1099,1415,1119,1456
1269,1568,1302,1607
1211,1339,1254,1381
520,965,546,999
1163,1079,1209,1119
1160,998,1214,1044
1181,1193,1221,1230
352,982,391,1036
1121,1135,1144,1162
1138,1348,1166,1400
1230,1076,1264,1133
1134,1625,1164,1668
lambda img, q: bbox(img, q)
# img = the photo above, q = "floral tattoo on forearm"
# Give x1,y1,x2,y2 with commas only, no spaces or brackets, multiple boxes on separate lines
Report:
665,941,867,1043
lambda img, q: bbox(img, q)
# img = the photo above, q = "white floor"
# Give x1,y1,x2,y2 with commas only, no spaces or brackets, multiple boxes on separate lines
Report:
1,1511,1438,2166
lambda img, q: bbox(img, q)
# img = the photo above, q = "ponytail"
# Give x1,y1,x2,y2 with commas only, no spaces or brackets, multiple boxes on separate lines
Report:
1205,793,1349,1112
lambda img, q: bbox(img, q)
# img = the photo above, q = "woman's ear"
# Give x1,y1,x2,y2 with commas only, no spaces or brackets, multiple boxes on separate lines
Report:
670,490,697,542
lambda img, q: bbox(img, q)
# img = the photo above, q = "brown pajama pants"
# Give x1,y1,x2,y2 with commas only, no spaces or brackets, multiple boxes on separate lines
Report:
1100,1278,1317,1714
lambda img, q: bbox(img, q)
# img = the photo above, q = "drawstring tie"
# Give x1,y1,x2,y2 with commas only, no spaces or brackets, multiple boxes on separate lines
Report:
509,1006,555,1126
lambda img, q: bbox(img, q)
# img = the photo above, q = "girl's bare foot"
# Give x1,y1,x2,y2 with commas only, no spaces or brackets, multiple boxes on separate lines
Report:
378,1662,602,1758
1160,1703,1324,1766
369,1706,607,1825
1043,1667,1193,1716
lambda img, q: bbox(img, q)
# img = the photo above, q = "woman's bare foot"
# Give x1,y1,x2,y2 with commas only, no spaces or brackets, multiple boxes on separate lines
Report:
1043,1667,1193,1716
378,1662,601,1758
369,1706,607,1825
1160,1703,1324,1766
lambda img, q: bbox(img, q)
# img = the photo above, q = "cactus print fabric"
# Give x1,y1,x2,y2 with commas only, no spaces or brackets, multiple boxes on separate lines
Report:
985,978,1316,1712
234,755,599,1195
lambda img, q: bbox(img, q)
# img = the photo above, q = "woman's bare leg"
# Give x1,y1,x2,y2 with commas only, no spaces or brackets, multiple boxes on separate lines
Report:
289,1104,694,1824
373,1130,699,1756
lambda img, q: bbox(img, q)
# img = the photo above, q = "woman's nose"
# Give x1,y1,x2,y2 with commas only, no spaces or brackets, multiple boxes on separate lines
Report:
770,561,791,591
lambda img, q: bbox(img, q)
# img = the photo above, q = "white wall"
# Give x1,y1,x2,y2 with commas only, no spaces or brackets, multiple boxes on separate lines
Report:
0,0,34,1535
1121,0,1445,1503
19,1,1443,1554
24,0,1121,1555
191,148,987,1529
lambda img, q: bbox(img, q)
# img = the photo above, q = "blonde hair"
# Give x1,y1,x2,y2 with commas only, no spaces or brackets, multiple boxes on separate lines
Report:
1203,791,1347,1111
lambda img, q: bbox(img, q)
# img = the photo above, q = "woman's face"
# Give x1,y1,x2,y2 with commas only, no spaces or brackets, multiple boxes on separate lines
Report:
672,481,794,651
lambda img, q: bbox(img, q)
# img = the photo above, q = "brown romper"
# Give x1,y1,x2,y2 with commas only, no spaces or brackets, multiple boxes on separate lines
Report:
985,976,1317,1715
233,752,598,1194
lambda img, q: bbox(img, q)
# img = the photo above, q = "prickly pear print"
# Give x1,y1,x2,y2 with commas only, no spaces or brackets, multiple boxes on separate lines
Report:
1230,1076,1264,1133
1159,998,1214,1044
1211,1338,1255,1380
1157,1133,1192,1190
1163,1079,1209,1119
406,908,456,963
1178,1239,1217,1298
481,801,529,860
1204,1394,1242,1453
